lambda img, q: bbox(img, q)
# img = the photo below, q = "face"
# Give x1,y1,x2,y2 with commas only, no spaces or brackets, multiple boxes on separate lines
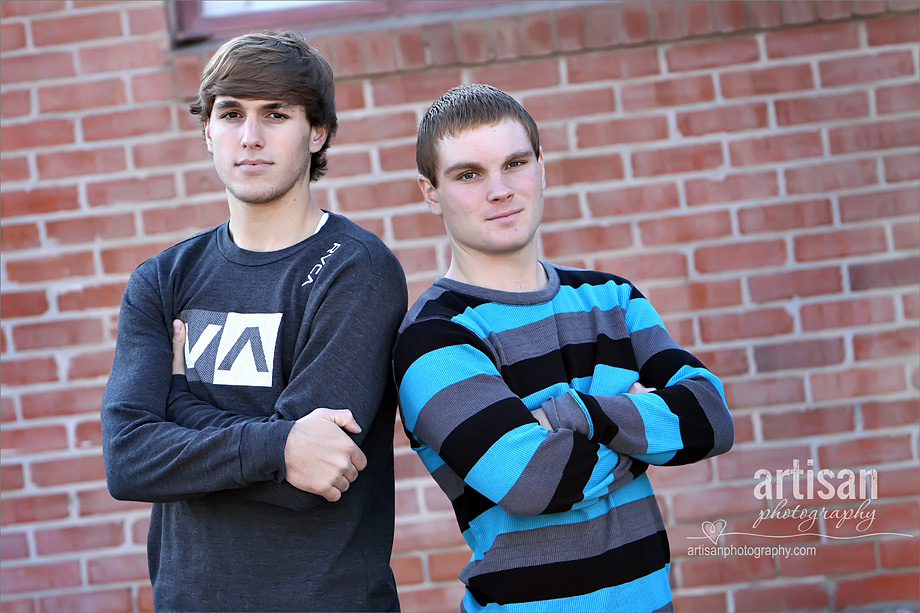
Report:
205,96,327,206
419,119,545,259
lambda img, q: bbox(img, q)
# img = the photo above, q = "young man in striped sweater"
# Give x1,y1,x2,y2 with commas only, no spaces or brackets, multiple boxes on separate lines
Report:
392,84,734,612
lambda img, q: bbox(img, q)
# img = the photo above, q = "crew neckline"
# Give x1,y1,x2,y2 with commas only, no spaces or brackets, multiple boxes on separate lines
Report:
216,210,335,266
433,261,560,305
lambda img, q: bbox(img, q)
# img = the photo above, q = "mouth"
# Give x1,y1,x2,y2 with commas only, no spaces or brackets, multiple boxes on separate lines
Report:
486,209,523,221
236,159,272,171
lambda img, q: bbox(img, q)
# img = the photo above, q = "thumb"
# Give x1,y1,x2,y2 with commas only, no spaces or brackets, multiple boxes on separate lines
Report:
171,319,187,375
327,409,362,434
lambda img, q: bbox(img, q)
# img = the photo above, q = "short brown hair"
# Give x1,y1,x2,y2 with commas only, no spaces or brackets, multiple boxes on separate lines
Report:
190,31,337,182
416,84,540,188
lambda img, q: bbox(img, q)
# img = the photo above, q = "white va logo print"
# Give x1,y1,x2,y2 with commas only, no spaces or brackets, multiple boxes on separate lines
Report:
302,242,341,286
185,312,283,387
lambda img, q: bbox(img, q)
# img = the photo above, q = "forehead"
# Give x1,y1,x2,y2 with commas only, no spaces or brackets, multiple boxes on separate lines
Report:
436,119,532,169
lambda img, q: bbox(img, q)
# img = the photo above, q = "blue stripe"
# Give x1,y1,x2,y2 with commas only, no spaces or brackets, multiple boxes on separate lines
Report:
416,444,445,474
624,296,666,334
399,344,499,430
629,391,682,455
588,364,638,395
520,381,570,411
668,364,726,405
462,562,671,612
634,450,677,464
466,424,546,502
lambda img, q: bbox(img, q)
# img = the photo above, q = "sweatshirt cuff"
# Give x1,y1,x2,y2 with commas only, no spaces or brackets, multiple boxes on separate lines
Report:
239,420,294,484
540,391,593,439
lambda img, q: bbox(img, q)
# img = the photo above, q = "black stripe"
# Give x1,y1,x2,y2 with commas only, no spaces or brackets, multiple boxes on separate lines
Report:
467,529,670,606
556,267,626,289
439,397,531,477
629,457,650,479
393,319,494,387
576,390,619,446
454,487,496,533
657,384,715,466
417,287,490,320
639,347,704,390
543,437,597,514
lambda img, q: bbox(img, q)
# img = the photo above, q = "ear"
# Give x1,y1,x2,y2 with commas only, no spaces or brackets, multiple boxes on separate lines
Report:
204,120,213,155
309,125,328,153
418,174,441,216
538,146,546,190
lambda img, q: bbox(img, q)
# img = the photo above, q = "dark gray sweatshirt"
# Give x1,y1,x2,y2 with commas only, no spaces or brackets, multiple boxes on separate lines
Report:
101,212,407,612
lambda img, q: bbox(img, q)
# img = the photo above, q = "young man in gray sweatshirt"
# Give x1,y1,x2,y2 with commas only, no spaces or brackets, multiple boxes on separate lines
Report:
101,31,406,612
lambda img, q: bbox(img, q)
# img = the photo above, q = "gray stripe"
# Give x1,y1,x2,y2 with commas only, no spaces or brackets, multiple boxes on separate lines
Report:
630,324,680,372
468,492,665,578
607,394,650,455
497,430,571,517
654,601,674,613
415,373,518,453
431,463,466,501
492,307,630,366
679,377,735,457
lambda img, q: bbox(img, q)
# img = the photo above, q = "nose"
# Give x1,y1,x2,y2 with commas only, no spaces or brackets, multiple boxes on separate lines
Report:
487,174,514,203
241,116,264,149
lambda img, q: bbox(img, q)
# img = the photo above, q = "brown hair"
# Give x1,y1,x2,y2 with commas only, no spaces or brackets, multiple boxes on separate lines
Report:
416,84,540,188
189,31,337,182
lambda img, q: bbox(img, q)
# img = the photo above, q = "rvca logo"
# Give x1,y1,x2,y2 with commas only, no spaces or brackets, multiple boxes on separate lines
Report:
302,242,341,286
180,310,282,387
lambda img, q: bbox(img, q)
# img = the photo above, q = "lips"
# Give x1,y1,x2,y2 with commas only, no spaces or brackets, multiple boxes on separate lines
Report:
487,209,522,221
237,159,272,168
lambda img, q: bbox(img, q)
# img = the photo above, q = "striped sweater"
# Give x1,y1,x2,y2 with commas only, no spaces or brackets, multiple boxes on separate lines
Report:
393,262,734,612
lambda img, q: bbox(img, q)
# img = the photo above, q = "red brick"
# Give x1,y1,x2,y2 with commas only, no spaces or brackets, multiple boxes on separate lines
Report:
429,549,470,582
749,266,843,303
423,484,453,513
5,251,95,283
802,295,895,330
393,516,465,553
820,50,915,86
65,347,115,381
754,337,846,372
143,201,227,238
372,70,463,106
327,33,363,77
520,13,553,57
1,156,30,182
0,89,30,117
818,0,856,19
854,0,888,14
1,184,80,218
1,291,49,319
98,241,172,274
488,16,523,61
83,106,172,141
87,174,177,206
128,4,167,35
31,455,106,487
734,582,829,611
673,485,767,522
546,153,623,187
667,36,759,72
35,522,124,555
21,385,104,420
723,376,806,409
37,147,126,180
862,398,920,429
867,13,920,45
398,585,466,613
785,158,878,194
87,553,149,585
0,396,15,422
361,30,396,74
0,561,81,595
721,64,814,98
78,487,149,517
32,11,122,46
0,493,69,526
765,22,859,58
12,317,105,350
904,290,920,319
748,0,784,27
0,21,26,52
695,239,786,273
0,423,68,455
1,0,63,16
183,167,223,196
639,210,731,245
715,0,749,30
880,539,920,568
0,51,75,85
849,256,920,290
738,198,832,233
672,593,728,613
390,555,424,585
542,223,633,258
336,111,417,145
567,47,659,84
455,21,489,63
132,70,175,103
699,308,794,342
718,444,812,481
761,405,855,440
648,2,686,40
38,589,133,613
0,531,28,560
338,180,420,212
633,142,722,177
885,152,920,182
587,182,679,217
523,87,615,121
323,151,372,180
596,251,688,281
894,219,920,249
829,118,920,154
541,194,581,223
421,22,457,66
0,356,59,386
677,102,768,136
1,465,25,492
663,317,695,347
76,419,102,448
133,136,208,168
78,39,166,74
583,3,620,47
618,2,652,44
775,91,870,126
782,0,820,23
392,27,426,71
856,325,919,360
840,187,919,222
622,75,714,111
730,131,823,166
647,459,713,490
794,226,888,262
38,77,127,113
46,213,137,246
644,279,742,314
877,82,920,114
693,347,749,376
577,115,668,147
812,368,908,402
378,142,416,173
684,0,717,35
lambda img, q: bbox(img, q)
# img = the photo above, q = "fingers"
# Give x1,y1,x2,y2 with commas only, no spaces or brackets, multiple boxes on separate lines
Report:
628,381,657,394
325,408,362,434
351,446,368,472
171,319,187,375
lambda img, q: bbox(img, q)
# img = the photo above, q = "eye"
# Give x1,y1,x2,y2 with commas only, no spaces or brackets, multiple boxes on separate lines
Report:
458,171,477,181
508,160,527,169
220,110,242,120
267,112,289,121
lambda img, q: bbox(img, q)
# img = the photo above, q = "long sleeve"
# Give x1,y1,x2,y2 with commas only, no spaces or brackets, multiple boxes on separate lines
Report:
539,283,734,466
101,266,292,503
394,318,645,518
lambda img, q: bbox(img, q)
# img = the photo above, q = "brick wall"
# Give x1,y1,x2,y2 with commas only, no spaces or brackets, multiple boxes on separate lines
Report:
1,1,918,611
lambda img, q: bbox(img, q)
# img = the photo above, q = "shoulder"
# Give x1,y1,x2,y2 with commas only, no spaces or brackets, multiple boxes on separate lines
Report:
548,261,644,303
325,213,405,283
130,225,222,285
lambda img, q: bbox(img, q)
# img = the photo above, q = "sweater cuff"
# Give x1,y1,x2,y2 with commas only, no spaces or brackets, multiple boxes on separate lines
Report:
540,391,592,439
239,420,294,484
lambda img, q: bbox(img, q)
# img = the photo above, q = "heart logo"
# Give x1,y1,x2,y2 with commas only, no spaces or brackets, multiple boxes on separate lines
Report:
702,519,726,544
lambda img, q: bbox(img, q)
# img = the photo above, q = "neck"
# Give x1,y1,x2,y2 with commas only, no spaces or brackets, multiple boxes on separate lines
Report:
226,190,323,252
446,244,547,292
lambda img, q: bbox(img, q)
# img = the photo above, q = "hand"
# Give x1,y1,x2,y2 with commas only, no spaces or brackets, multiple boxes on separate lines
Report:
531,407,552,430
283,409,367,502
171,319,187,375
627,381,657,394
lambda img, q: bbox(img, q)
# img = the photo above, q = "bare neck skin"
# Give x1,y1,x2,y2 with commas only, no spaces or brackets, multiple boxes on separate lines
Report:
445,240,548,292
226,190,323,252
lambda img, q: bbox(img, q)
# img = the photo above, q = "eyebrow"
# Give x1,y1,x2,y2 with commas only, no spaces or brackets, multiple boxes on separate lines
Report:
442,149,535,178
213,99,296,111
